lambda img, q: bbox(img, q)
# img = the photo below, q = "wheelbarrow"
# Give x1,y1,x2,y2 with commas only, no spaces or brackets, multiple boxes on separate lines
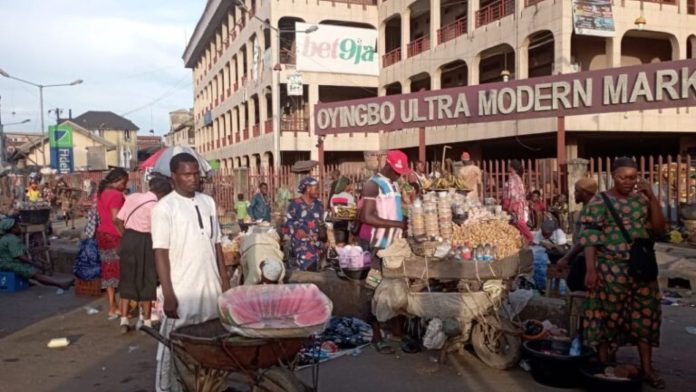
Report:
142,319,315,392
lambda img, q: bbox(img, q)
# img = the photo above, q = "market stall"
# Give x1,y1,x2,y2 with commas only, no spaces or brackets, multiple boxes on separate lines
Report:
372,190,532,369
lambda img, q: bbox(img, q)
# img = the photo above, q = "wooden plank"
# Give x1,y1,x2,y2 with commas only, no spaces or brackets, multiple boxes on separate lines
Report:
382,249,532,280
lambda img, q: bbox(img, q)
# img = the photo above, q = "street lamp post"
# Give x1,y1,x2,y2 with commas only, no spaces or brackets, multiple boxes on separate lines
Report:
0,68,82,166
0,95,31,164
232,1,318,169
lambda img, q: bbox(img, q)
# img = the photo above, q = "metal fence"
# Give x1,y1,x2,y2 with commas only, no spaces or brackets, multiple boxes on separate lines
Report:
21,153,691,226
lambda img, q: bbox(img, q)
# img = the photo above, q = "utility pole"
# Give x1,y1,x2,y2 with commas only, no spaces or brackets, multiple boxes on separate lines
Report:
48,108,64,124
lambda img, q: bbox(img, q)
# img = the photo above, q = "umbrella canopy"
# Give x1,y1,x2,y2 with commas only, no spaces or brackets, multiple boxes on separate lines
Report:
139,147,166,171
150,146,212,177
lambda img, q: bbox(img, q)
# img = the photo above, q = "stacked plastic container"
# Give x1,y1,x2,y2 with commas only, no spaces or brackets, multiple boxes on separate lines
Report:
437,191,453,241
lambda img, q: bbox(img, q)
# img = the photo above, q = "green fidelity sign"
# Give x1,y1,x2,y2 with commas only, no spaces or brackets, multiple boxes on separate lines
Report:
49,124,74,148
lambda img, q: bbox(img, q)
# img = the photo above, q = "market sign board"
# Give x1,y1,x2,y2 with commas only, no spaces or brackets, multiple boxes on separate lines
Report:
572,0,615,38
314,59,696,135
295,22,378,76
49,124,74,173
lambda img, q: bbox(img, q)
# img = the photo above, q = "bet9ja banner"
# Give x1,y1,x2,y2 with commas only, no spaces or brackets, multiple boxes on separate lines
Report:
49,124,74,173
295,22,378,76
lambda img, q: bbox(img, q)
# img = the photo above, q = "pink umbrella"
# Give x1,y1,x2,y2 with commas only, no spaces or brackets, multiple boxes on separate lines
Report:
139,148,166,171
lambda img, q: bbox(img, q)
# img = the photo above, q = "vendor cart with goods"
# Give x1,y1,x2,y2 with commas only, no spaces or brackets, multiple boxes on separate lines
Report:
142,284,332,392
374,190,532,370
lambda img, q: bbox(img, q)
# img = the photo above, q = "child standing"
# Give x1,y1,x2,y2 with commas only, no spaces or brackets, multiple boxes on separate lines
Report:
235,193,249,223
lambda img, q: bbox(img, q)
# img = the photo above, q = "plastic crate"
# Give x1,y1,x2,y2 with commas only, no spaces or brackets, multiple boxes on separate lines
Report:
74,278,102,297
0,271,30,293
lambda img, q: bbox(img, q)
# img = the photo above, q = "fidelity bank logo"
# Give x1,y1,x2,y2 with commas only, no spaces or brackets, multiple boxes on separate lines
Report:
301,35,376,65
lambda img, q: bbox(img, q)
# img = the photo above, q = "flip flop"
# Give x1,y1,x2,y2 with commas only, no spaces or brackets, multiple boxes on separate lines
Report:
107,312,121,321
373,341,395,355
644,373,665,390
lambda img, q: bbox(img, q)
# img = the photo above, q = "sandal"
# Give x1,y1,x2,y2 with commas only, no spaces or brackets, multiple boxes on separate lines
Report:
644,373,666,390
373,341,395,355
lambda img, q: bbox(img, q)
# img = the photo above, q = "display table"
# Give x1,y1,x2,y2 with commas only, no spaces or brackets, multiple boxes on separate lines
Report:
20,222,52,275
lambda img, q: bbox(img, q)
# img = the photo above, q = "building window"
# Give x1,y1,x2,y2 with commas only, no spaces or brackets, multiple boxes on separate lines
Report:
124,130,131,141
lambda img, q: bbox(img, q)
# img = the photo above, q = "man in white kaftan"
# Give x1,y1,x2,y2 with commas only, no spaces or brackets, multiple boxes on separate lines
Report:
151,153,229,392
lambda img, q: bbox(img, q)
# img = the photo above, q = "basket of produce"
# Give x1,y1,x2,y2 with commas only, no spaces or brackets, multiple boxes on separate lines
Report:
409,238,439,258
334,206,356,220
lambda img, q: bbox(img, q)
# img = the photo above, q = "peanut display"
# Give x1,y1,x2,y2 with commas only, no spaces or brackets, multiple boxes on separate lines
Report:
452,219,523,260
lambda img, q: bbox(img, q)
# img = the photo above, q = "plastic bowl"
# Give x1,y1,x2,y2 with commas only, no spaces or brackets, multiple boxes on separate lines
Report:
340,267,370,281
522,339,594,388
579,363,643,392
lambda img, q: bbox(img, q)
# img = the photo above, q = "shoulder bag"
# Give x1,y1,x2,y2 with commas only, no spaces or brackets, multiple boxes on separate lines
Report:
599,192,658,282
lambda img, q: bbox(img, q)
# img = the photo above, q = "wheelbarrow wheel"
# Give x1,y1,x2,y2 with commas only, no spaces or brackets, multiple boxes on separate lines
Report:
471,322,521,370
252,366,307,392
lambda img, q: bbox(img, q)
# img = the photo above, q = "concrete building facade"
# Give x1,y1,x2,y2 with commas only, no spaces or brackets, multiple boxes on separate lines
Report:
377,0,696,161
164,109,195,147
183,0,381,174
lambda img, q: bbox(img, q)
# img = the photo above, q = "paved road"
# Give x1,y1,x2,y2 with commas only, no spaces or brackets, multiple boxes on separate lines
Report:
1,285,695,392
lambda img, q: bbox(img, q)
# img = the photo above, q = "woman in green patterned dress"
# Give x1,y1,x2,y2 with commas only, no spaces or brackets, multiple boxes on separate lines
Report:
579,157,666,389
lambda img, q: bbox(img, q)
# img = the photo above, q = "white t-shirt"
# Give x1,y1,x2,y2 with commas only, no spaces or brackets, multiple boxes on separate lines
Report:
533,228,567,246
151,191,223,328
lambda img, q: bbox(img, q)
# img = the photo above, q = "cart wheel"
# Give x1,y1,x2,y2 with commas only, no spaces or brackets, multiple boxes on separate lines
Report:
471,322,521,370
252,367,307,392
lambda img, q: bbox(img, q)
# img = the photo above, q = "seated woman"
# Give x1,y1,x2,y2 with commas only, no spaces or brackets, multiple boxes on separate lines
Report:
0,218,71,289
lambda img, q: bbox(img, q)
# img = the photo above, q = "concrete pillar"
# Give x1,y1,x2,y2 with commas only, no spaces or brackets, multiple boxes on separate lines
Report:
379,21,387,58
308,83,319,136
518,38,529,80
241,155,249,168
431,68,442,90
259,93,268,126
606,36,622,68
240,103,247,137
401,9,411,59
469,56,480,85
402,79,411,94
467,1,478,35
431,0,441,50
690,35,696,59
674,36,686,60
554,29,573,74
261,152,271,172
249,97,257,130
250,153,258,173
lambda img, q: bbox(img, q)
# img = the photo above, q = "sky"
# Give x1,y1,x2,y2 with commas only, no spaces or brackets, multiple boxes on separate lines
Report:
0,0,205,136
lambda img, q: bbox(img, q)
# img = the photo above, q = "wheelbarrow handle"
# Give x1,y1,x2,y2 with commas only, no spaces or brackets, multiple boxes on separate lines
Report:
140,325,171,346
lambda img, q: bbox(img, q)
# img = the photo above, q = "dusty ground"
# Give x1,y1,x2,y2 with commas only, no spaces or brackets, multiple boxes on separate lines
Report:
1,284,694,392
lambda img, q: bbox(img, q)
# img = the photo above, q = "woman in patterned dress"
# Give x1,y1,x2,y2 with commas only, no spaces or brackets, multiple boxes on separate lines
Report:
284,177,324,271
579,157,666,389
96,168,129,318
502,160,534,243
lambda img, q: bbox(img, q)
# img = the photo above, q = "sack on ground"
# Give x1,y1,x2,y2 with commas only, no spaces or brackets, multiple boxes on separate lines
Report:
371,278,409,322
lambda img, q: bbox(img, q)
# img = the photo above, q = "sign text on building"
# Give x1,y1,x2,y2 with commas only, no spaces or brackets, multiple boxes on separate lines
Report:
314,60,696,135
296,22,378,76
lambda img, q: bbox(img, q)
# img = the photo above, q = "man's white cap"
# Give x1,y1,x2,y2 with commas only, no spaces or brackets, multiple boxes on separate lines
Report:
261,258,283,282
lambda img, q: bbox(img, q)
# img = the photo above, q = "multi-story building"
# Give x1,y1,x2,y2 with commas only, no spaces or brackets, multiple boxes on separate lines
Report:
164,109,195,147
376,0,696,161
183,0,381,174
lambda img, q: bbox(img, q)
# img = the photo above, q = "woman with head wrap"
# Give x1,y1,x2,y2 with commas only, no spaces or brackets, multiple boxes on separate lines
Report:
502,160,534,243
579,157,666,389
96,167,129,318
282,177,325,271
0,218,71,289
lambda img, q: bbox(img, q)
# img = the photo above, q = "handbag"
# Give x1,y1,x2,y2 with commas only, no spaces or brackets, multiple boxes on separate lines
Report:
599,193,658,282
73,238,101,280
566,253,586,292
82,207,100,240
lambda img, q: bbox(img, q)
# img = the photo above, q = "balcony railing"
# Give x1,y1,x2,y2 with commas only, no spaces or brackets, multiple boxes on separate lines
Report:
228,135,233,144
281,117,309,133
407,35,430,58
243,128,249,140
264,119,273,134
437,17,467,44
252,124,260,137
632,0,676,4
689,0,696,14
382,47,402,67
320,0,378,5
235,133,241,143
475,0,515,28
